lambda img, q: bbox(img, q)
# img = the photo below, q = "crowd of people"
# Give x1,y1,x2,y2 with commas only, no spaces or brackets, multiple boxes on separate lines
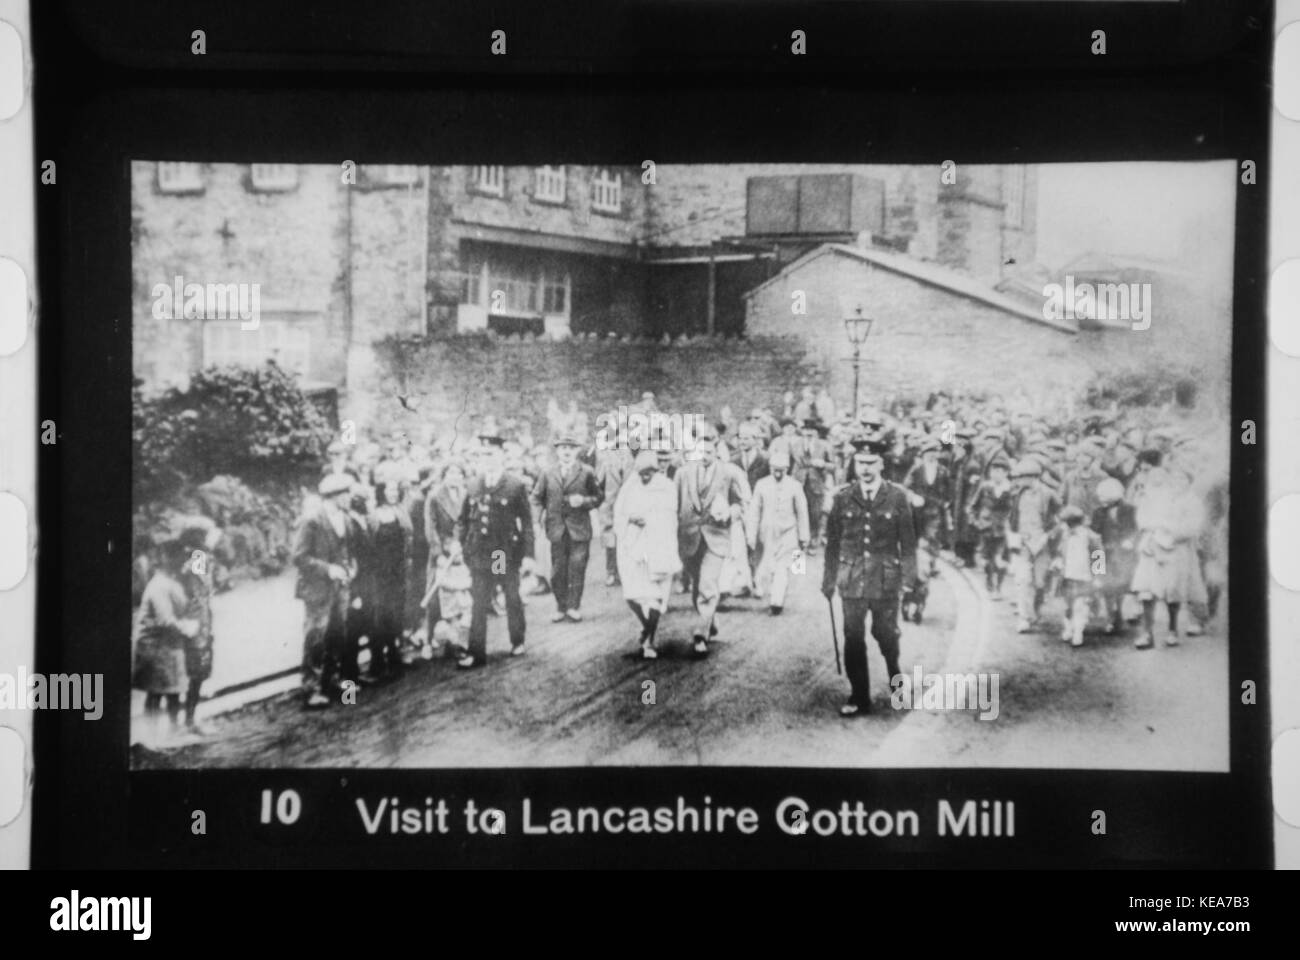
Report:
130,381,1229,732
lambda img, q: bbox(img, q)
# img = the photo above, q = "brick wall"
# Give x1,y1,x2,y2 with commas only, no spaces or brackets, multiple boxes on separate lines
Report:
744,247,1230,412
131,162,351,387
131,161,427,406
369,335,825,445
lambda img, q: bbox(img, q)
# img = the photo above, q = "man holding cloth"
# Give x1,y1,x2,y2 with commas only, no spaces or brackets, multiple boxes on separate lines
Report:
822,447,917,717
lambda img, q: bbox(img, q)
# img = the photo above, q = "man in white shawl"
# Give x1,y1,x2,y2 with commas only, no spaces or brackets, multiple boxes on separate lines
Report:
615,450,681,659
746,450,810,615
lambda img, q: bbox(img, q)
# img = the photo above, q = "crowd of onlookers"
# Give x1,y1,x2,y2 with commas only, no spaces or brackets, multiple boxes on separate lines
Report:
130,380,1228,737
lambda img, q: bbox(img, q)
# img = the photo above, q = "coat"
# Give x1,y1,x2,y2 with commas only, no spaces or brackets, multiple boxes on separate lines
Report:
531,463,604,543
362,505,412,626
822,480,918,600
731,449,771,490
292,503,364,612
614,473,681,605
676,459,750,560
1091,501,1138,591
903,460,952,528
1129,488,1207,603
131,571,190,694
747,474,810,549
455,473,535,573
967,479,1015,534
424,482,466,569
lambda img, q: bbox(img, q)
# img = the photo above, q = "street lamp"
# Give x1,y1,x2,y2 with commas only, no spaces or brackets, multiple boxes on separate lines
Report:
843,307,874,421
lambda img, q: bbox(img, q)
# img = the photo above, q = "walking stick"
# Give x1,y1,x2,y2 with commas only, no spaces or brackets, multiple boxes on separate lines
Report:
826,595,843,675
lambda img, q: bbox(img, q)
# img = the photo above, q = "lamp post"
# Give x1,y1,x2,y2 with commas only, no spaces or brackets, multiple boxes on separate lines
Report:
843,307,874,421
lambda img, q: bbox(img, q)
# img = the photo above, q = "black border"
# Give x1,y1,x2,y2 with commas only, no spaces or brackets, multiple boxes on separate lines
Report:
30,17,1272,869
46,0,1268,75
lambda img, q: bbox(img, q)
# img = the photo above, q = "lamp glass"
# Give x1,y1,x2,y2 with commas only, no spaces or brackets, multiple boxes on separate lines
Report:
844,314,873,345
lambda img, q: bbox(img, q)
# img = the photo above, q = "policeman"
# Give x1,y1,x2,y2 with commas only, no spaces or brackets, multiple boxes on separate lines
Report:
821,447,917,717
453,433,535,668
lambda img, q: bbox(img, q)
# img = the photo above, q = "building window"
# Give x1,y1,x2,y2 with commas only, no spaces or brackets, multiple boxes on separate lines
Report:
249,164,299,192
202,320,310,380
157,162,204,194
460,254,571,318
542,276,567,314
1003,167,1025,228
469,165,505,197
533,166,567,205
591,168,623,214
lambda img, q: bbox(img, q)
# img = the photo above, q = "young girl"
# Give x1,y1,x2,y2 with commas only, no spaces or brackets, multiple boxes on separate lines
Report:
1052,506,1102,647
422,552,474,659
132,539,198,745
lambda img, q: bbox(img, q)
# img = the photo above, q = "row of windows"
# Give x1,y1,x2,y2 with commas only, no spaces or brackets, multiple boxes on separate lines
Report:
468,165,624,213
458,258,571,315
154,162,624,212
155,162,423,194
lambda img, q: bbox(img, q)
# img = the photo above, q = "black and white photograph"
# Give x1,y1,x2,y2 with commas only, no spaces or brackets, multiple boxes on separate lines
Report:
127,159,1234,772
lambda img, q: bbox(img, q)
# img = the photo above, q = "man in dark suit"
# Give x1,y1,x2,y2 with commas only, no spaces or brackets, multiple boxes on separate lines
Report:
454,434,535,668
731,420,769,589
822,448,917,717
676,434,749,656
531,435,604,623
903,438,953,566
731,421,770,489
293,473,366,709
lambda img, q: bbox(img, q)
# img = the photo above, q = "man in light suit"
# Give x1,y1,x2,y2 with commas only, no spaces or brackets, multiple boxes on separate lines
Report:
531,435,604,623
731,420,770,591
676,433,749,656
746,451,810,615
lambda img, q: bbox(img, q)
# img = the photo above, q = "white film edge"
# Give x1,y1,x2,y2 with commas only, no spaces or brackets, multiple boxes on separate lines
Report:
0,0,36,871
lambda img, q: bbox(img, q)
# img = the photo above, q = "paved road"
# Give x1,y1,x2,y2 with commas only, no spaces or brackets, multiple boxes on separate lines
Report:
135,553,1228,771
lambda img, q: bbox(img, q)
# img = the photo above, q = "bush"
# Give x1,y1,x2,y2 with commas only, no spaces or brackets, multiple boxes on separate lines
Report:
134,362,333,501
132,475,300,593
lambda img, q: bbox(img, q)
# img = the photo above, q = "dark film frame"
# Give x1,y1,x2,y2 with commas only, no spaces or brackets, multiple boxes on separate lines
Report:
44,0,1269,75
31,36,1271,868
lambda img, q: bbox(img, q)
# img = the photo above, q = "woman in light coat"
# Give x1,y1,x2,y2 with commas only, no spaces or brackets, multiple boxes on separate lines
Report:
1129,465,1208,648
614,450,681,659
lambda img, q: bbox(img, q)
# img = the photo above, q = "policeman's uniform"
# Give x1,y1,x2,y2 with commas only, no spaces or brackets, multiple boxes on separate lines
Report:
822,452,917,712
455,444,534,666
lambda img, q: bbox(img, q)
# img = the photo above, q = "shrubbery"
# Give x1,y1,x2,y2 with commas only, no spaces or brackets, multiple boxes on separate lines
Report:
133,362,333,589
134,362,333,501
